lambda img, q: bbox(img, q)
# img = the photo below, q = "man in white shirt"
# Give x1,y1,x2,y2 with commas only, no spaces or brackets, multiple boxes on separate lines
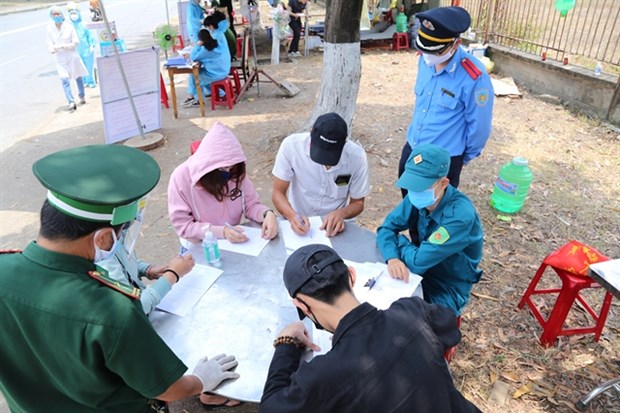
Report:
272,113,370,237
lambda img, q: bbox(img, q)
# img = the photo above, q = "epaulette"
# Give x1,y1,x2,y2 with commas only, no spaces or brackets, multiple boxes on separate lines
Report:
88,265,141,300
461,57,482,80
0,249,22,254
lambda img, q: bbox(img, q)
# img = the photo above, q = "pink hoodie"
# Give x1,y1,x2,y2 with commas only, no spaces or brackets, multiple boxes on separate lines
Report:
167,122,269,242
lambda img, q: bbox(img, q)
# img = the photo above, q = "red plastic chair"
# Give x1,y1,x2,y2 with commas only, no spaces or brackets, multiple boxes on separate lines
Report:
444,316,461,363
228,67,241,102
189,140,201,155
392,32,409,51
210,79,235,110
518,240,612,347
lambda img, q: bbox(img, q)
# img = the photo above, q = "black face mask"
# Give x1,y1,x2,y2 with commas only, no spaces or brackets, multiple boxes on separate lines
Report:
219,170,232,181
296,297,328,332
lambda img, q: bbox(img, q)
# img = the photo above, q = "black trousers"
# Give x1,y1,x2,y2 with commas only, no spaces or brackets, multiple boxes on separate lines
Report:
288,19,302,52
398,142,464,198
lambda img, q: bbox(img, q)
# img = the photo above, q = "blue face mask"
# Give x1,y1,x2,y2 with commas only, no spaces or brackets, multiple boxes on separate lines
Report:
219,170,232,181
51,15,64,24
407,185,438,209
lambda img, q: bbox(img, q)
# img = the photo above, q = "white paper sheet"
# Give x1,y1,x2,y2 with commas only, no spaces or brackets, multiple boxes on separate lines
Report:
156,264,223,316
217,226,270,257
346,260,423,310
281,216,332,252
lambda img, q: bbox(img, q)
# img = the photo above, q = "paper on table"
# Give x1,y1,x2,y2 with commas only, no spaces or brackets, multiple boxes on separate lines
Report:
346,260,422,310
156,264,223,317
218,226,270,257
281,216,332,252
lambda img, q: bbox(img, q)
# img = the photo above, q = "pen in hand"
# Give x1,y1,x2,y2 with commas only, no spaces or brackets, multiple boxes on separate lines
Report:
225,223,243,233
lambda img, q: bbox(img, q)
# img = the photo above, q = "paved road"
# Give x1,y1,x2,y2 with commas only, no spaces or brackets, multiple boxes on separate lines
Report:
0,0,179,152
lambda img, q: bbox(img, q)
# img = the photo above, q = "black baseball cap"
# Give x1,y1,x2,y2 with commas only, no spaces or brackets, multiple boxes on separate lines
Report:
283,244,345,320
310,113,348,166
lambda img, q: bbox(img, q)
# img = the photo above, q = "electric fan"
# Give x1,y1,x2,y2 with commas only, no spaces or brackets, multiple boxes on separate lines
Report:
153,24,179,52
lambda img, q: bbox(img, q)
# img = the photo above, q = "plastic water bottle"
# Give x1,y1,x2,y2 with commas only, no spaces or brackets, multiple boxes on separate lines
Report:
594,62,603,76
396,8,407,33
489,157,533,214
202,225,221,267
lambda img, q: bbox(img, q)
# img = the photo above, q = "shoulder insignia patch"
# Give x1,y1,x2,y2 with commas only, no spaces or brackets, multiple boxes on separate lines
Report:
88,265,141,300
413,154,423,164
475,88,490,107
461,57,482,80
429,226,450,245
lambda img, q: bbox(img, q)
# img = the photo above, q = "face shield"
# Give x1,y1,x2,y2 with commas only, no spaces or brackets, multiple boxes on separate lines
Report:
121,195,149,256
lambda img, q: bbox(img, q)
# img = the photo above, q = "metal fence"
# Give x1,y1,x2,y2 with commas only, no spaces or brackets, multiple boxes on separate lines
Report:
439,0,620,70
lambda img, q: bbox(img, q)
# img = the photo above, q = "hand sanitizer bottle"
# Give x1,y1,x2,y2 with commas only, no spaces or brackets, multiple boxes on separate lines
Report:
202,225,221,267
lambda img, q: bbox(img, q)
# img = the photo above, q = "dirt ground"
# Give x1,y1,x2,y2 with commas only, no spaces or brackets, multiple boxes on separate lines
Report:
159,48,619,412
1,2,619,413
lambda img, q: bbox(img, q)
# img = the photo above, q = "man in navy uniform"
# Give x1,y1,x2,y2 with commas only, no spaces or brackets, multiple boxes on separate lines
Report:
378,144,483,316
260,244,481,413
0,145,239,412
399,6,494,191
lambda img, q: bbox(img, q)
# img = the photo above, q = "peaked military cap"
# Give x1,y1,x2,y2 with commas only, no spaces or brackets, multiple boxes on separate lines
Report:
33,145,160,225
415,6,471,53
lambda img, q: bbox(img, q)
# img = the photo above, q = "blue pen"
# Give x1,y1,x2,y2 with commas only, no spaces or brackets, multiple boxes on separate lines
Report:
296,214,307,228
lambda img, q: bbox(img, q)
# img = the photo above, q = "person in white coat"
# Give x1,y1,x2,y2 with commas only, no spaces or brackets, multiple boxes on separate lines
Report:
46,6,88,111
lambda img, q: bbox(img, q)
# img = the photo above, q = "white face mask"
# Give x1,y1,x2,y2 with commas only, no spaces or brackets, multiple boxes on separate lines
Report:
94,229,119,262
422,45,456,67
69,13,79,22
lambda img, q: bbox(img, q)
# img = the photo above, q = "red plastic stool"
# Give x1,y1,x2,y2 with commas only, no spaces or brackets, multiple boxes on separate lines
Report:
190,140,201,155
392,32,409,51
228,67,241,101
444,316,461,363
159,74,169,109
210,79,235,110
518,240,612,347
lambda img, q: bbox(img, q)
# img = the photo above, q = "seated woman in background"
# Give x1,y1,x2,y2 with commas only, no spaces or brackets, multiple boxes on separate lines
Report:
182,27,231,106
205,10,237,61
168,122,279,249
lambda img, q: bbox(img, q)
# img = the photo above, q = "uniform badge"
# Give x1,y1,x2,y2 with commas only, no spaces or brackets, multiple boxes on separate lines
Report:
88,265,141,299
422,19,435,31
475,88,490,107
413,155,423,164
429,226,450,245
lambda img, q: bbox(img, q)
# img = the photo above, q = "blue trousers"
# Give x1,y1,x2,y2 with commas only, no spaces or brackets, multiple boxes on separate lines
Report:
61,77,85,104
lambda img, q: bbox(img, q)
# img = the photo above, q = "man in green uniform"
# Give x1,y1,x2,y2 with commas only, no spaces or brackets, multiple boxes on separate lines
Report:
377,144,484,316
0,145,239,412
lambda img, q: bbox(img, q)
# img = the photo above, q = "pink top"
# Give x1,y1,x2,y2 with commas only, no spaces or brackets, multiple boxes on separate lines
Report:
167,122,269,242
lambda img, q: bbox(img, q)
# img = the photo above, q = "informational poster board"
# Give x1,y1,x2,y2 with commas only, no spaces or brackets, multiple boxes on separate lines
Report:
97,47,161,144
178,1,190,46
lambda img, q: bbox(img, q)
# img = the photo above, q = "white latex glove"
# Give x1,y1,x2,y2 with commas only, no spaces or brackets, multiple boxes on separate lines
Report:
192,354,240,392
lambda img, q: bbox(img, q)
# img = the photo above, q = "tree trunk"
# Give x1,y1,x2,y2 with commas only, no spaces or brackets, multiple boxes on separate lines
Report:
303,0,364,132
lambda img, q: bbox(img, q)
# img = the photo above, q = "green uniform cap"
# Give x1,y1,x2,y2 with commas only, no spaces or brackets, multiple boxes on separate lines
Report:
33,145,160,225
396,144,451,192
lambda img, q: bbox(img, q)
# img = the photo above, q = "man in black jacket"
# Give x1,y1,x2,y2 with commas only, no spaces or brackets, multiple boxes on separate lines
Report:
259,244,481,413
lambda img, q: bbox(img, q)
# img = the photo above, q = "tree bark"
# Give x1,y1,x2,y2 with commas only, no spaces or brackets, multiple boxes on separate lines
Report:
303,0,364,133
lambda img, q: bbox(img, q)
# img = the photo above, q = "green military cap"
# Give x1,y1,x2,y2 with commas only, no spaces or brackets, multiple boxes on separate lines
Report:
33,145,160,225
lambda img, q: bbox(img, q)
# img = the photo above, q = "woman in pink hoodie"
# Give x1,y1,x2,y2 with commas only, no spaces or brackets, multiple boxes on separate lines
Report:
168,122,278,246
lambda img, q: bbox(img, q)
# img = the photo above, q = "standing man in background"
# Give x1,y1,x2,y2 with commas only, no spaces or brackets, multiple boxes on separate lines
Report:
46,6,88,111
399,6,494,192
66,2,97,88
287,0,308,57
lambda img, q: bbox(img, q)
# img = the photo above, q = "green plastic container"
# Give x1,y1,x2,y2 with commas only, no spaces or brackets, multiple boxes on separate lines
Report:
489,157,533,214
396,12,408,33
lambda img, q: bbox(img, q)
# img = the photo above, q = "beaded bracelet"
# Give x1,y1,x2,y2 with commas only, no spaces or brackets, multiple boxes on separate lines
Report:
263,209,275,219
164,268,180,283
273,335,302,348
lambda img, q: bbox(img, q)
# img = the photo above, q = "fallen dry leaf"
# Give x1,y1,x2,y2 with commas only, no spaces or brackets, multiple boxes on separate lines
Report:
500,371,520,383
513,381,533,398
